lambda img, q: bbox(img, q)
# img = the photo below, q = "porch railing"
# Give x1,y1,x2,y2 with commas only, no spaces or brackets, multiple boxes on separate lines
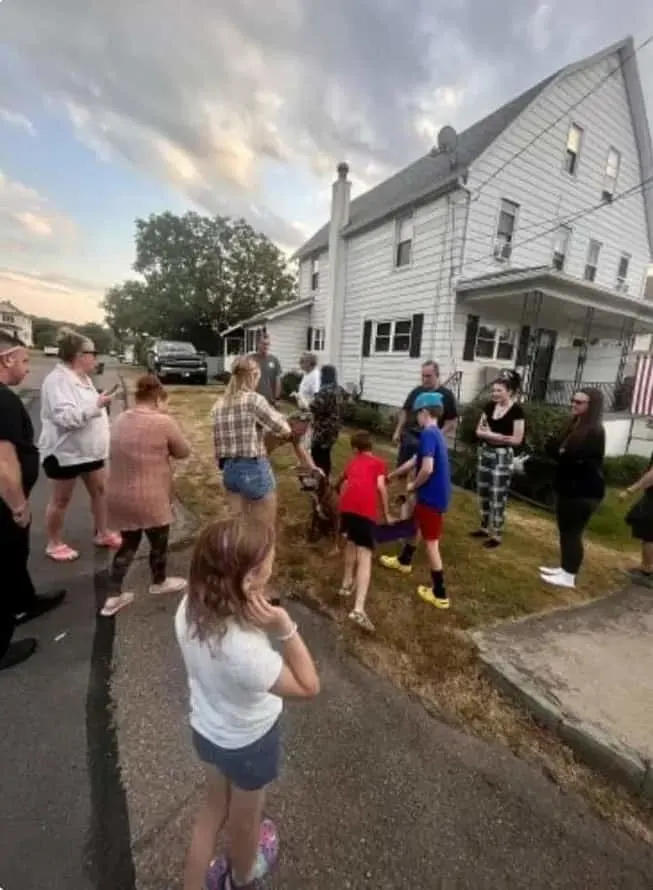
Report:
544,378,633,413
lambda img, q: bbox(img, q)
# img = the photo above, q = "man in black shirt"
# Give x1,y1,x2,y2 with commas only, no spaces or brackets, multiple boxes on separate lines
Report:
392,361,458,466
0,333,66,670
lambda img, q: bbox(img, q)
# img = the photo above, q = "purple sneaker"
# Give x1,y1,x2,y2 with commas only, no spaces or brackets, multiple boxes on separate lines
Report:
205,819,279,889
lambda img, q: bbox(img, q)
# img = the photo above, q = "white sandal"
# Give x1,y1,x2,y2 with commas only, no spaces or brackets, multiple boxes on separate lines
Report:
348,610,375,632
100,592,135,617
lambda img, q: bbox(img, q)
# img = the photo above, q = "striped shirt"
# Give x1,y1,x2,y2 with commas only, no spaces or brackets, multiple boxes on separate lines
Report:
213,390,291,459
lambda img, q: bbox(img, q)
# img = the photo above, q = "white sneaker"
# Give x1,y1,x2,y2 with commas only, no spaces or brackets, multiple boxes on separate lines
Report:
539,566,561,575
149,577,187,595
540,569,575,589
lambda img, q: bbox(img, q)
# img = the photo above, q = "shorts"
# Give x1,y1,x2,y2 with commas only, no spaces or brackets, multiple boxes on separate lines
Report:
222,457,275,501
414,503,444,541
42,455,105,480
192,720,281,791
397,437,419,468
340,512,376,550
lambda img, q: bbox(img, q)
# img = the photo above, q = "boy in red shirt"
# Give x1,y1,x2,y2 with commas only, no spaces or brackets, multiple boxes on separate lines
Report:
335,431,391,631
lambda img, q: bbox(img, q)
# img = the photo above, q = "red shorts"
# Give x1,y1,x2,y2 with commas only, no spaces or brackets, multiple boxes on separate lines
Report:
414,503,444,541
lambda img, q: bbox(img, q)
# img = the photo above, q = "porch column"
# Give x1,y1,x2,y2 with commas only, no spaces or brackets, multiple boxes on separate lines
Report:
520,291,542,399
615,317,636,388
572,307,595,391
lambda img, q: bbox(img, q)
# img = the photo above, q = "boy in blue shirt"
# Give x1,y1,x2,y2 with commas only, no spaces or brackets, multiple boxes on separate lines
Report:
380,391,452,609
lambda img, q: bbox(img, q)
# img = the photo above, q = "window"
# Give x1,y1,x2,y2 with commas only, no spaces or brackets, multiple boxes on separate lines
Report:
245,326,265,353
584,240,601,282
2,312,15,323
552,225,571,270
493,199,519,261
602,148,620,201
310,258,319,291
395,216,413,267
311,327,326,351
616,253,630,291
373,318,412,354
564,123,583,175
475,324,517,362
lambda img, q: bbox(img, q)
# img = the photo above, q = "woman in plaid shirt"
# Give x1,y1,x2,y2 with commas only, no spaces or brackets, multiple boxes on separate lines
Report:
214,356,313,526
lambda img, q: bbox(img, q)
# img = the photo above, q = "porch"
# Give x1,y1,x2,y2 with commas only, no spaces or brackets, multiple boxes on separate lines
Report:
456,266,653,455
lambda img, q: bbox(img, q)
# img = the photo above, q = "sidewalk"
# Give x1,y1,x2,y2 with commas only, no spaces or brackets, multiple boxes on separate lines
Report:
112,549,653,890
473,585,653,802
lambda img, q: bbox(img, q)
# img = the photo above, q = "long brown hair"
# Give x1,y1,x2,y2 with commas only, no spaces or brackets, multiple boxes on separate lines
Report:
186,515,275,641
561,387,604,449
223,355,259,403
134,373,167,404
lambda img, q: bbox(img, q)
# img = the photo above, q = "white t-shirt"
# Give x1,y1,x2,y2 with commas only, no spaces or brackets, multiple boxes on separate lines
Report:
39,363,110,466
174,596,283,749
297,368,320,409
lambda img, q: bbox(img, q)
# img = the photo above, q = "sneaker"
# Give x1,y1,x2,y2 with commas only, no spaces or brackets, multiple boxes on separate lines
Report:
149,577,187,596
539,566,561,575
206,819,278,890
379,554,412,574
0,638,37,671
540,569,575,589
417,585,450,610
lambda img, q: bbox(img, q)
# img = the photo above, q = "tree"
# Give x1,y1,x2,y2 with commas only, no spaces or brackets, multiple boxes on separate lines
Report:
103,212,297,353
77,323,113,354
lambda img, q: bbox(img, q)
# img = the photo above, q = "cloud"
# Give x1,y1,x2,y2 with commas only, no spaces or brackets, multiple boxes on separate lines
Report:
0,107,35,133
0,267,106,323
0,170,75,252
1,0,652,252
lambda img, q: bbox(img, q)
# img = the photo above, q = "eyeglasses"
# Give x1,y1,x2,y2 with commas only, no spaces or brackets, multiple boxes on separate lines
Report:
571,398,588,406
82,350,98,356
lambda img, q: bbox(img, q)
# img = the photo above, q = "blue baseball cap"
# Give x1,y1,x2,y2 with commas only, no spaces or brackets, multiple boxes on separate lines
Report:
413,391,443,411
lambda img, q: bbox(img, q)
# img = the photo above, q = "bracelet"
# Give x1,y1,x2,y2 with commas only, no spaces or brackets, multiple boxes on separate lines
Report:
277,622,298,642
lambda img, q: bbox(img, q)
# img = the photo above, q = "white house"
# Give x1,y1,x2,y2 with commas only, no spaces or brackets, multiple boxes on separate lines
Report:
0,300,33,347
228,37,653,453
221,298,315,372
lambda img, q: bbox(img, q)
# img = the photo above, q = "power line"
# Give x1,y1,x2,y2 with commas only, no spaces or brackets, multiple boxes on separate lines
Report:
469,33,653,200
459,173,653,277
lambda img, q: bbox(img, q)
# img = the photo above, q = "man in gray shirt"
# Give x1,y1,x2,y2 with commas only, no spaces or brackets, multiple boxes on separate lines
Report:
250,333,282,404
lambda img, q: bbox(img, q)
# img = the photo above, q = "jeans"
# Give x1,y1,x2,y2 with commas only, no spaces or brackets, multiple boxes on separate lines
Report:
0,502,37,660
109,525,170,594
556,496,601,575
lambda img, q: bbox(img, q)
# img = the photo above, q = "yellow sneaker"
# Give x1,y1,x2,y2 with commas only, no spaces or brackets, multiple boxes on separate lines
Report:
379,554,412,574
417,585,450,610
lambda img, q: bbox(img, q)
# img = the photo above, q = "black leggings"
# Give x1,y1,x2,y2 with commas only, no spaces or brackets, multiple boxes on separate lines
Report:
556,497,600,575
311,443,333,477
109,525,170,594
0,503,37,660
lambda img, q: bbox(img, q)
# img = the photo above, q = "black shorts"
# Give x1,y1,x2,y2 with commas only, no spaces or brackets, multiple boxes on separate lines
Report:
340,512,376,550
42,455,105,480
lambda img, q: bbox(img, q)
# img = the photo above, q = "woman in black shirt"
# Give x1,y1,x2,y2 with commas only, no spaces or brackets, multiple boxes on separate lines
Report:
472,371,525,548
540,388,605,589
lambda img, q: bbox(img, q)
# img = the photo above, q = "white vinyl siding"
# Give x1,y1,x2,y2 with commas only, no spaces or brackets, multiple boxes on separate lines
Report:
244,307,311,373
463,51,651,297
299,251,329,335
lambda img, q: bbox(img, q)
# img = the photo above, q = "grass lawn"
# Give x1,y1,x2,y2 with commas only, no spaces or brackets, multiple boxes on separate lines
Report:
126,377,652,841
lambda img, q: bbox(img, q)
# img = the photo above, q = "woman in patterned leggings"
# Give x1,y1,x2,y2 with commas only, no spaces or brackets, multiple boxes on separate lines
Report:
471,371,525,549
100,374,191,616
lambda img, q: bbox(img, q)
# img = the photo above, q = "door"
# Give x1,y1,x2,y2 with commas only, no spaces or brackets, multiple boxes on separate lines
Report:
529,328,557,401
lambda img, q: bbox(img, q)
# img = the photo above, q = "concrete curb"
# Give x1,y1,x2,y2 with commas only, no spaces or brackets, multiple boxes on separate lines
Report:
473,635,653,803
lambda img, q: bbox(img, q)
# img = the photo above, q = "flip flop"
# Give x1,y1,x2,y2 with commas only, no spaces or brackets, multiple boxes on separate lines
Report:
99,593,135,617
348,610,375,632
94,532,122,549
46,543,79,562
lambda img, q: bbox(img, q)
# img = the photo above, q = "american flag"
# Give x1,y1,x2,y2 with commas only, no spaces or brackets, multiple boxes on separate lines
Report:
630,353,653,416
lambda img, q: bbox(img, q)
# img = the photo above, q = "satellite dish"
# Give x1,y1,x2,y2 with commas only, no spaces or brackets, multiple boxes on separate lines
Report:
437,125,458,153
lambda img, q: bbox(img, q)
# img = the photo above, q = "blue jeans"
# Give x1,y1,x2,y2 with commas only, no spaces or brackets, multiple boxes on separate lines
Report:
222,457,276,501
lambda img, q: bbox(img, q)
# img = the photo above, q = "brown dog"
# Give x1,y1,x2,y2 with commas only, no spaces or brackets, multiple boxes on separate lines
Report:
298,469,341,550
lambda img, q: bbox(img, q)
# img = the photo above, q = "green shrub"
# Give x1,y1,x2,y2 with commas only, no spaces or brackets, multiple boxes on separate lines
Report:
341,399,396,437
603,454,650,487
281,371,302,400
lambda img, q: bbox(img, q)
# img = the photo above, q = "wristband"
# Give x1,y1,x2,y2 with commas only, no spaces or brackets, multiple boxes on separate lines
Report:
277,622,298,642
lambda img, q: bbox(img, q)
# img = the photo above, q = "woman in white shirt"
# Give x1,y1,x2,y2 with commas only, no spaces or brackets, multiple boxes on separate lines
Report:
292,353,320,454
39,331,120,562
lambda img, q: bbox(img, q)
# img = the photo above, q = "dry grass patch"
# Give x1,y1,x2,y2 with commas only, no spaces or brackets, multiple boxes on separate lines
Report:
162,385,652,841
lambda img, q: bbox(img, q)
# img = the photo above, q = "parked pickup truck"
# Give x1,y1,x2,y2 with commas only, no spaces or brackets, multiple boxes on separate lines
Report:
146,340,208,385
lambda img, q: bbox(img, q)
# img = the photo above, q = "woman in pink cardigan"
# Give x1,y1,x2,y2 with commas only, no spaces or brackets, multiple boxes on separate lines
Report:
101,374,191,617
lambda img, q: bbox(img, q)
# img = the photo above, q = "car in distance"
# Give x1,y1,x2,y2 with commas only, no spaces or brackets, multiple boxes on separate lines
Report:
146,340,208,384
43,345,59,356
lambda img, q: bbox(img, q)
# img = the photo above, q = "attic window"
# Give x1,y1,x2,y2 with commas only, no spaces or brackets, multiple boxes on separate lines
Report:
310,258,319,291
616,253,630,292
602,148,620,201
564,123,583,176
552,225,571,271
584,240,601,282
395,216,413,268
493,199,519,261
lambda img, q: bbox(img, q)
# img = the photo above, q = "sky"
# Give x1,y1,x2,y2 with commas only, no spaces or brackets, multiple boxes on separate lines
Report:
1,1,652,325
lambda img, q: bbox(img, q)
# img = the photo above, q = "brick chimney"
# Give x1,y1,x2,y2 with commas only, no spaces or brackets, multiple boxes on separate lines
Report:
324,162,351,367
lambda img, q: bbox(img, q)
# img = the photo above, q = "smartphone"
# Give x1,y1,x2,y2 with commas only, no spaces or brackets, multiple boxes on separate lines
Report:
269,597,281,606
105,383,121,397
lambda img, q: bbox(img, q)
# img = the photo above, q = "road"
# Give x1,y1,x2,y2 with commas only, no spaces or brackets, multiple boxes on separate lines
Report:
2,367,653,889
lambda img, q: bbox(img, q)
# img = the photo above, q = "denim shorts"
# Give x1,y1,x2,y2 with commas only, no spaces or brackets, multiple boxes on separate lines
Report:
222,457,276,501
192,720,281,790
